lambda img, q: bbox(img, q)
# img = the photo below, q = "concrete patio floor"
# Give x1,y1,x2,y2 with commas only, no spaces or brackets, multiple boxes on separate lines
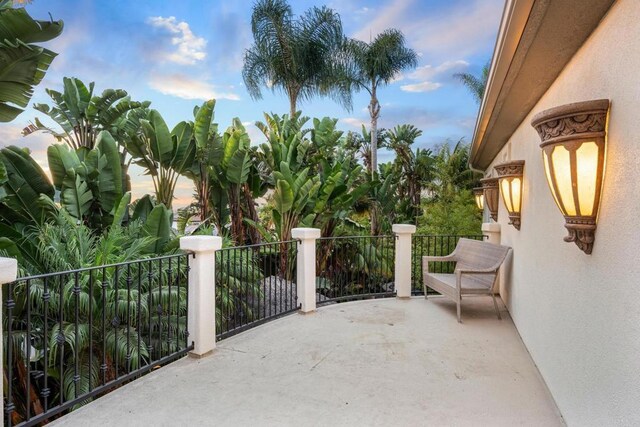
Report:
54,297,563,426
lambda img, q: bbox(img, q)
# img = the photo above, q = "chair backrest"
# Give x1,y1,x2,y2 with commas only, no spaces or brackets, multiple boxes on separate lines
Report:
454,239,511,289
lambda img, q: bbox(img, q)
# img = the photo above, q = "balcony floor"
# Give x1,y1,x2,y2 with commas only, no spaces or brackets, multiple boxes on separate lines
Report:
53,297,563,426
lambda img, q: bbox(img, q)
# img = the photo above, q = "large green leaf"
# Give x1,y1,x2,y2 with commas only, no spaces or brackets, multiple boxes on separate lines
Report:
225,149,251,184
47,143,81,188
61,172,92,220
273,179,293,214
0,145,53,224
0,5,64,43
111,191,131,227
0,158,6,202
142,204,172,253
0,236,19,257
194,99,215,149
145,110,173,166
132,194,154,222
171,121,195,174
0,5,62,121
0,40,57,121
92,131,123,212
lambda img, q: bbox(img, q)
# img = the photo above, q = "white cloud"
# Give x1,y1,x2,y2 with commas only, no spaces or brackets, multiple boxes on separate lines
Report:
352,0,412,42
148,73,240,101
396,60,467,93
406,60,469,81
340,117,368,129
352,0,502,60
400,81,442,93
147,16,207,65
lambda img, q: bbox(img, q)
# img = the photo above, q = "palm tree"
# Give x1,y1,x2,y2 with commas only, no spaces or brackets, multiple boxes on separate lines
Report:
342,30,418,176
242,0,351,117
453,61,490,104
385,124,433,223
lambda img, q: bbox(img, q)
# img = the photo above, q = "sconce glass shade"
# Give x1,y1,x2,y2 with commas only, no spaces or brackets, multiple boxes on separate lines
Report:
473,187,484,210
494,161,525,230
531,99,609,254
480,177,499,221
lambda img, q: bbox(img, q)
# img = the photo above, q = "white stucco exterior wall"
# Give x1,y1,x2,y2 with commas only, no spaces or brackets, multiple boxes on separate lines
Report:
487,0,640,424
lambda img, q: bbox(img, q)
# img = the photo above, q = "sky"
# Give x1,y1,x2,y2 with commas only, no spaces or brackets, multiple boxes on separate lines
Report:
1,0,504,209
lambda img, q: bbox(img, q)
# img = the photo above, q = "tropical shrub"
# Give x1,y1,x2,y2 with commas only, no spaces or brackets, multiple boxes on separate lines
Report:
0,1,63,122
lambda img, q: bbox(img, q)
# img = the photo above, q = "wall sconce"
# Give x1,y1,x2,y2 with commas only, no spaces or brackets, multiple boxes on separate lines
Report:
480,177,499,221
494,161,525,230
473,187,484,210
531,99,609,254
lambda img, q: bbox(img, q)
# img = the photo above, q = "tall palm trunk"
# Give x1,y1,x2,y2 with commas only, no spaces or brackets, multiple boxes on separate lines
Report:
368,85,380,177
368,85,381,236
288,87,298,118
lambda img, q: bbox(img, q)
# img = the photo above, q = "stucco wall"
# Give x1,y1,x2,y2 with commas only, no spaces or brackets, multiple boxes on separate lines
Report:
486,0,640,424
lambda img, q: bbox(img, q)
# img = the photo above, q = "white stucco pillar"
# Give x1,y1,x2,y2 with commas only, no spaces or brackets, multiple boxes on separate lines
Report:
481,222,503,297
392,224,416,298
0,257,18,427
291,228,321,313
482,222,501,245
180,236,221,357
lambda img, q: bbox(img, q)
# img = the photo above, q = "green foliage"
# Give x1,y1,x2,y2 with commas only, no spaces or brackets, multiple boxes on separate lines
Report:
126,109,196,208
0,145,54,226
419,189,482,236
454,61,490,105
24,77,149,151
4,211,185,414
243,0,350,115
0,1,63,122
340,29,418,176
418,142,482,235
44,130,125,230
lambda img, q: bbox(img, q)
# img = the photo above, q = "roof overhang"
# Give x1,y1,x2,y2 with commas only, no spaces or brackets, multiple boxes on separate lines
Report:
469,0,615,171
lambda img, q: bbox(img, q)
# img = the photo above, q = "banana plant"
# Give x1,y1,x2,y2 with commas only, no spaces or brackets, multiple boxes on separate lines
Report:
125,109,195,209
0,1,63,122
256,111,311,175
213,119,252,244
183,99,219,223
272,161,320,241
312,157,369,238
23,77,149,152
0,145,55,226
46,130,124,230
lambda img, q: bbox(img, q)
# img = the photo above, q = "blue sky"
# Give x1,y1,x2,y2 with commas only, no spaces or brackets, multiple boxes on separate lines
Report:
2,0,504,208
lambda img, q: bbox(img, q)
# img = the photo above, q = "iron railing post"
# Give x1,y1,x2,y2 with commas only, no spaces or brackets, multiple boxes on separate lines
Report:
291,228,321,313
0,257,18,427
392,224,416,298
180,236,222,357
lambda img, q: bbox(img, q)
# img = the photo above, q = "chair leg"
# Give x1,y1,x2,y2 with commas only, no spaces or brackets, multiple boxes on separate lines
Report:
492,294,502,320
423,284,428,299
456,298,461,323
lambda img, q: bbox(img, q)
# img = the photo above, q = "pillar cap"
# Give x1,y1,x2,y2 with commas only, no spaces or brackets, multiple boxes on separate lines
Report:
481,222,501,233
392,224,416,234
180,236,222,252
291,228,321,239
0,258,17,285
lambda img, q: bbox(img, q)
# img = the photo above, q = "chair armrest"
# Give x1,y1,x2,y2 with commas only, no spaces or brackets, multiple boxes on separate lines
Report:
456,267,498,275
423,255,456,262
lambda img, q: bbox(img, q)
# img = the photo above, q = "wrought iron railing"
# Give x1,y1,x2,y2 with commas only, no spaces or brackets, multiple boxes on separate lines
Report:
316,235,396,304
2,253,192,427
215,240,299,340
411,235,486,295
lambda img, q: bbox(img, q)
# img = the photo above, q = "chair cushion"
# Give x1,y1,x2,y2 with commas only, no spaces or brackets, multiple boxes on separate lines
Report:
425,273,494,296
